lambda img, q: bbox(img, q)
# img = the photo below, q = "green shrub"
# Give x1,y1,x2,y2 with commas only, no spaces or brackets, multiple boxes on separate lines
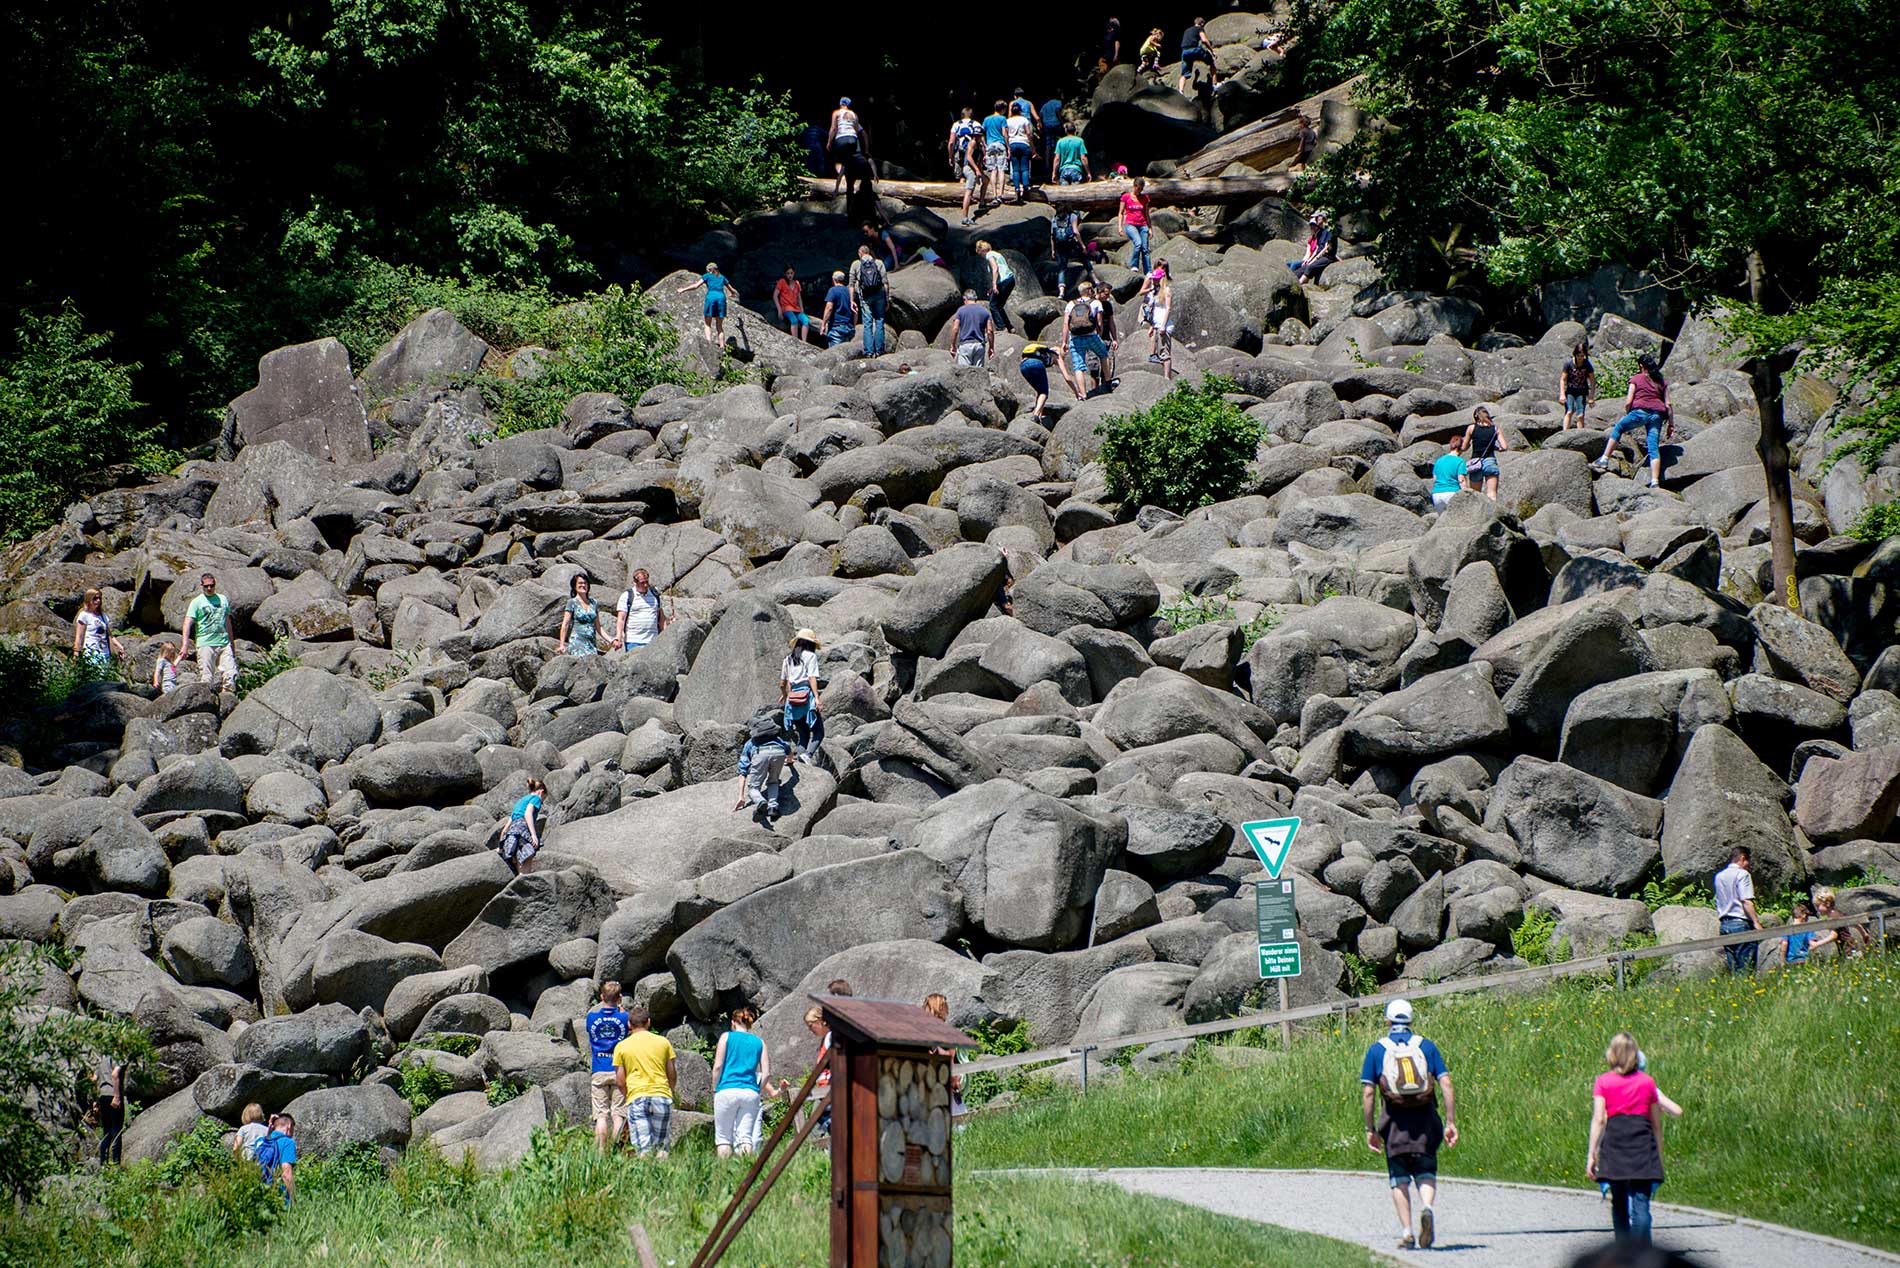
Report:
1639,877,1715,912
1097,375,1261,513
1849,501,1900,542
476,286,703,439
0,304,169,540
233,636,300,699
1595,348,1644,401
329,262,572,376
486,1079,526,1107
398,1062,455,1115
960,1018,1036,1109
1157,590,1237,633
1340,951,1381,996
0,943,154,1200
407,1032,481,1058
1509,907,1570,966
1239,605,1283,645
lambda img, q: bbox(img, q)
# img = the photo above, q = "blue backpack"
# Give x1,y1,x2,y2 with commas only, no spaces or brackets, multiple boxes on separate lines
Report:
255,1131,284,1187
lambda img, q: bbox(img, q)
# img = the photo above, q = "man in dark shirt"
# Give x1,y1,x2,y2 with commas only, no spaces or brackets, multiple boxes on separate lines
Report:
1360,999,1458,1251
952,290,994,366
821,270,855,348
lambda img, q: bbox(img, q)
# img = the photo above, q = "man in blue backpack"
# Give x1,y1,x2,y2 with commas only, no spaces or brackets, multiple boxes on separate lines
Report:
255,1112,298,1206
1360,999,1458,1251
734,712,792,823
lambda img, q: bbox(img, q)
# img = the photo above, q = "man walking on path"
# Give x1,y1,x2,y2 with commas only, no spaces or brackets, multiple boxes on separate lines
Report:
849,244,889,356
1715,846,1762,973
1360,999,1458,1251
586,981,631,1152
181,573,238,693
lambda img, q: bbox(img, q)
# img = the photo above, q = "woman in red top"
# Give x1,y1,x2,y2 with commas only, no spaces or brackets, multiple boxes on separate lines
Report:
1586,1032,1670,1246
774,267,812,343
1118,176,1152,276
1591,352,1673,488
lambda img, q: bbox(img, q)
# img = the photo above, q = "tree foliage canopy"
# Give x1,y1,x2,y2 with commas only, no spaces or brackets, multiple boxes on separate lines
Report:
3,1,797,421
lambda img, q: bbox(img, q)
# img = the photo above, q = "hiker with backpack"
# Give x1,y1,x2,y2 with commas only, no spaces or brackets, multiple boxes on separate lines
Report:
1360,999,1458,1251
736,712,793,823
255,1113,297,1206
1461,405,1507,502
1062,288,1114,396
498,777,547,875
615,568,669,651
1051,206,1093,299
1052,120,1091,185
849,245,890,357
956,119,985,226
1586,1031,1671,1246
781,628,825,761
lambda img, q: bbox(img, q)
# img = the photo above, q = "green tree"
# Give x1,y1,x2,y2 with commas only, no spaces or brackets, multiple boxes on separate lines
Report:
0,305,161,539
1097,376,1262,513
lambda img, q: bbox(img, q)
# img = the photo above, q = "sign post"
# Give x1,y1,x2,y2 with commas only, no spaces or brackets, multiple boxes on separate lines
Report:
1251,845,1302,1050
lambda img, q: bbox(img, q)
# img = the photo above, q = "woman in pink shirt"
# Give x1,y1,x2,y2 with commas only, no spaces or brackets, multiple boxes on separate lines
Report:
1586,1031,1670,1246
1118,176,1152,276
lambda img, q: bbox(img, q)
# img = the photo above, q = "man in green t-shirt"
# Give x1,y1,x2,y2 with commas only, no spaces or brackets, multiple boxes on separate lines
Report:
1052,124,1091,184
181,572,238,692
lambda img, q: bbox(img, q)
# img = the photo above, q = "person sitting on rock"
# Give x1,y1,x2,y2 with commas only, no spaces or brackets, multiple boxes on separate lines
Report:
735,712,792,823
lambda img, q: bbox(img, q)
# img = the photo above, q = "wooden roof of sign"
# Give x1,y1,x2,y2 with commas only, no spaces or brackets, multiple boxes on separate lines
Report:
811,995,978,1049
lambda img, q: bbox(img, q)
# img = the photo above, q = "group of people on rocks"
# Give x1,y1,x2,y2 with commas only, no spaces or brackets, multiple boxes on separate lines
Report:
63,572,241,697
580,978,962,1160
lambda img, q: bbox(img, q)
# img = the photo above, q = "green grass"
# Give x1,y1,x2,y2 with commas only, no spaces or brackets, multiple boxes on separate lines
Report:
0,1124,1380,1268
959,955,1900,1250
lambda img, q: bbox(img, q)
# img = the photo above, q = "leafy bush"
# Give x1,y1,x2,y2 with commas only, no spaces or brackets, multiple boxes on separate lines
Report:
233,636,301,699
960,1018,1036,1109
398,1062,455,1115
1849,501,1900,542
1340,951,1381,997
408,1033,482,1058
364,645,425,692
1639,877,1715,912
1157,591,1237,633
1097,375,1261,513
486,1079,526,1107
0,305,168,540
1239,606,1283,645
1594,348,1644,402
478,287,704,439
0,943,154,1200
1509,907,1570,966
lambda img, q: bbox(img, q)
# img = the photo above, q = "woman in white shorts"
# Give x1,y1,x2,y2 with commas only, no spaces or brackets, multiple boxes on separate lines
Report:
1141,260,1175,378
711,1005,773,1158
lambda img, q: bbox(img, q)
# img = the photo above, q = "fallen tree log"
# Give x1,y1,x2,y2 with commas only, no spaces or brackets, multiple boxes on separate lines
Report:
797,173,1291,210
1175,77,1363,179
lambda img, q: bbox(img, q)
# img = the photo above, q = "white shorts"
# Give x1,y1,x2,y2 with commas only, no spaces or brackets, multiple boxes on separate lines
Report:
713,1088,763,1151
1431,490,1457,509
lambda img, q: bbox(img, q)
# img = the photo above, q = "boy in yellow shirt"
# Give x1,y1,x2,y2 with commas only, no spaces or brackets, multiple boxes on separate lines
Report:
612,1006,678,1157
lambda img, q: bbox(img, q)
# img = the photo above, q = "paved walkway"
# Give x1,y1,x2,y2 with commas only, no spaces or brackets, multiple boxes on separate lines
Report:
997,1168,1896,1267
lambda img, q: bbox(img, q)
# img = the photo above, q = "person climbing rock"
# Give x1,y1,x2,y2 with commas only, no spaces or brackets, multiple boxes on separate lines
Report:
977,240,1016,332
1178,18,1220,95
1591,352,1673,488
675,264,735,345
827,97,863,194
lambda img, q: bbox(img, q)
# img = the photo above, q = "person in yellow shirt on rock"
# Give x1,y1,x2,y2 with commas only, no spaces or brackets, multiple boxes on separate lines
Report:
612,1006,678,1158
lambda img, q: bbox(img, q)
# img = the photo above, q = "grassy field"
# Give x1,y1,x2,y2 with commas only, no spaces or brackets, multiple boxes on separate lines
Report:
959,953,1900,1251
0,1121,1381,1268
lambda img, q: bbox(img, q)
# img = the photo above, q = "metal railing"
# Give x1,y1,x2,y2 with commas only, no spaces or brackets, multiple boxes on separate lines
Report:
956,906,1897,1084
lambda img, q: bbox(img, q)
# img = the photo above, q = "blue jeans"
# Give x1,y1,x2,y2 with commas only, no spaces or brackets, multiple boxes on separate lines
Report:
1124,224,1151,275
826,322,854,348
1611,409,1665,462
1009,142,1033,192
1719,915,1758,973
860,292,887,355
1565,393,1586,416
1609,1181,1654,1244
1068,333,1110,376
784,698,825,757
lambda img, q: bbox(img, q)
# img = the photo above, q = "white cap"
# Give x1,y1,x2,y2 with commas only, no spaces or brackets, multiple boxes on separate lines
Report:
1385,999,1413,1025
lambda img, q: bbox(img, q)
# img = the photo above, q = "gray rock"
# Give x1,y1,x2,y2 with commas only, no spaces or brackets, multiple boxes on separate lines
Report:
1091,869,1161,943
1527,887,1652,956
1447,885,1524,946
1184,930,1342,1021
232,1003,370,1076
280,1083,412,1160
191,1063,330,1121
160,916,254,989
414,991,514,1039
443,867,618,975
350,742,483,805
121,1086,209,1165
219,668,382,766
1390,872,1448,951
1750,602,1861,704
667,850,964,1018
223,338,372,465
362,309,489,396
1343,662,1510,762
381,965,491,1041
1558,669,1727,795
882,545,1009,658
1116,802,1231,881
1486,756,1663,896
1073,963,1198,1042
1014,561,1160,637
310,931,444,1014
476,1030,585,1086
1399,937,1499,982
910,780,1119,950
1660,724,1803,893
1794,744,1900,847
983,936,1157,1044
431,1085,550,1170
1500,607,1655,754
132,752,245,819
1271,494,1426,552
977,624,1093,706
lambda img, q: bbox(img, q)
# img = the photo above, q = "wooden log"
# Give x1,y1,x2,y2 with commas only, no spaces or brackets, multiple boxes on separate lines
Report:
798,173,1290,210
1174,76,1364,179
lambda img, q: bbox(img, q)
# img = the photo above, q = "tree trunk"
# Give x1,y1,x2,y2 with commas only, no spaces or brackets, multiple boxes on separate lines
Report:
1174,77,1365,178
797,174,1292,210
1745,347,1802,611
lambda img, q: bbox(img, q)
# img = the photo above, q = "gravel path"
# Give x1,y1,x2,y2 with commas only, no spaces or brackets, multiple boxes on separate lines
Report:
994,1167,1896,1267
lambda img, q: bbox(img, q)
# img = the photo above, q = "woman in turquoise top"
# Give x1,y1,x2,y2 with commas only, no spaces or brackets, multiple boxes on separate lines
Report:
676,262,736,345
499,777,546,875
558,574,605,657
710,1005,773,1158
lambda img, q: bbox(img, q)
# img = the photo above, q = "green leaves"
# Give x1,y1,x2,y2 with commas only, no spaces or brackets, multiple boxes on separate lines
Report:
1096,375,1263,514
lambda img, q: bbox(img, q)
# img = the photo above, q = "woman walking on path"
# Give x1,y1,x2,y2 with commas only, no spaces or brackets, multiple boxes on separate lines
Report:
558,574,607,656
1586,1032,1670,1247
73,588,124,669
499,777,547,875
781,628,825,761
977,241,1016,333
1118,177,1152,277
711,1006,773,1159
1462,405,1506,502
1591,352,1672,488
1140,261,1175,375
676,264,736,345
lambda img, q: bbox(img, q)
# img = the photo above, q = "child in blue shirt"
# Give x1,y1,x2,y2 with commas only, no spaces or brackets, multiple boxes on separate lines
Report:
735,713,792,823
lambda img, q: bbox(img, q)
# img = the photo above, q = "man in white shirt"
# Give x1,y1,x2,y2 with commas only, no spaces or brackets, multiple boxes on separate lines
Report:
1713,846,1761,973
615,568,667,650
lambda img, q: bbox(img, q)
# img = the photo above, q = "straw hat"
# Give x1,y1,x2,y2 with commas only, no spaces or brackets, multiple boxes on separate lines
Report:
790,628,820,648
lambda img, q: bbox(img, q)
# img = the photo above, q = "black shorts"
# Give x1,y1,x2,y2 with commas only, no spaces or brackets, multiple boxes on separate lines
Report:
1386,1151,1437,1188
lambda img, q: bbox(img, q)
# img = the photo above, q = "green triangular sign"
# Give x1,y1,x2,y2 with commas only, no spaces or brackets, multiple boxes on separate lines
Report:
1239,817,1301,880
